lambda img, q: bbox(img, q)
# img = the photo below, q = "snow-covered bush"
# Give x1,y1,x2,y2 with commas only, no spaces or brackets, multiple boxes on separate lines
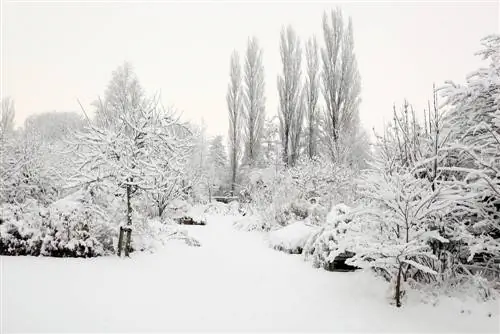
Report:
339,36,500,305
233,215,266,231
203,201,230,215
227,200,241,215
164,199,193,219
439,35,500,279
1,192,110,257
303,203,356,270
269,220,318,254
239,158,356,230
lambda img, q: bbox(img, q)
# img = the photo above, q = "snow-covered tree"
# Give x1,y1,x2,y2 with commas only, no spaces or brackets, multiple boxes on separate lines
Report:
72,65,190,252
24,111,85,143
186,119,210,201
321,8,361,161
207,135,228,198
148,114,193,217
227,51,243,194
262,116,282,169
1,97,16,136
440,34,500,274
278,25,303,166
348,162,460,307
93,62,144,128
243,36,266,166
304,36,320,159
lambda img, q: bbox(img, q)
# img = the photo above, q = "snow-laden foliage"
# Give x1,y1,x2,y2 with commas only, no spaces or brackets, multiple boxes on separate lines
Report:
328,35,500,306
233,215,265,232
302,203,354,270
1,190,108,257
269,220,318,254
439,35,500,270
239,157,357,231
70,63,193,256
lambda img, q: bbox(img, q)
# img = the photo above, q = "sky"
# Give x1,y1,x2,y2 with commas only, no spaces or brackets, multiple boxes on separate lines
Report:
2,0,499,138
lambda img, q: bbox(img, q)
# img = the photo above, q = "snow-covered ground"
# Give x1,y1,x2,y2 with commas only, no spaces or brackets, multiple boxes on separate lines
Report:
2,215,498,332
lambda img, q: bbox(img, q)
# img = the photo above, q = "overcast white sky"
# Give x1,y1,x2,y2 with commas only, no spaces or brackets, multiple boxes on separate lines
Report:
2,0,499,137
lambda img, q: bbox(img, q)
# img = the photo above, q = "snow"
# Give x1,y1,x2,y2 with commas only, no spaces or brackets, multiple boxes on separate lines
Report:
268,220,317,253
2,214,498,332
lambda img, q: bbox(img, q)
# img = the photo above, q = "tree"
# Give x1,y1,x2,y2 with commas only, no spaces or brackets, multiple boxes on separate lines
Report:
321,8,361,161
262,116,281,169
93,62,144,128
305,36,320,159
243,36,266,166
149,115,193,217
186,120,210,202
24,111,85,143
278,25,303,166
440,35,500,272
207,135,228,198
227,51,243,194
350,165,458,307
1,97,16,136
72,64,189,254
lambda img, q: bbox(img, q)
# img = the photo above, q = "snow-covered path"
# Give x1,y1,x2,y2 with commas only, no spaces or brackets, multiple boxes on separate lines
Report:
2,215,499,332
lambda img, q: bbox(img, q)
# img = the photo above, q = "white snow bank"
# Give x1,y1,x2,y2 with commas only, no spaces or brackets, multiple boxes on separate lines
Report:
269,220,318,254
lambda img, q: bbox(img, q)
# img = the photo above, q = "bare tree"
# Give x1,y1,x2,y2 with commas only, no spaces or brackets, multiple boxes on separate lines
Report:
1,97,16,136
321,8,361,161
305,36,320,159
278,25,303,166
243,36,266,166
227,51,243,194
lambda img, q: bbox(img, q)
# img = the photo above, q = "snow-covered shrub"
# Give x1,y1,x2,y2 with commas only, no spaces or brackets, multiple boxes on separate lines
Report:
438,35,500,280
165,225,201,247
303,203,356,270
203,201,230,215
0,184,122,257
338,36,500,306
227,200,241,215
269,220,318,254
233,215,266,231
164,199,193,220
239,159,355,230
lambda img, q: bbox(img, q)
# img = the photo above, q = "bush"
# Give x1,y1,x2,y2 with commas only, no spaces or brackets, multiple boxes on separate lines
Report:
303,203,357,271
1,190,113,257
269,221,318,254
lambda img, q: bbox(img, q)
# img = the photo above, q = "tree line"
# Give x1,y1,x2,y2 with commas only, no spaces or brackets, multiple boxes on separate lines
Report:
227,8,368,194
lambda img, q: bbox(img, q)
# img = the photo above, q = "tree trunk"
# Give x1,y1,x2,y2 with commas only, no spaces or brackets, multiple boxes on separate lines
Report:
124,183,133,257
308,122,314,159
395,262,403,308
117,227,124,256
283,128,289,167
231,151,237,196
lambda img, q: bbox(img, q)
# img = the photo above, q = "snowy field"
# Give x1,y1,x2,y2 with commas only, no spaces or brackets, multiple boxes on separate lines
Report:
2,215,499,333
